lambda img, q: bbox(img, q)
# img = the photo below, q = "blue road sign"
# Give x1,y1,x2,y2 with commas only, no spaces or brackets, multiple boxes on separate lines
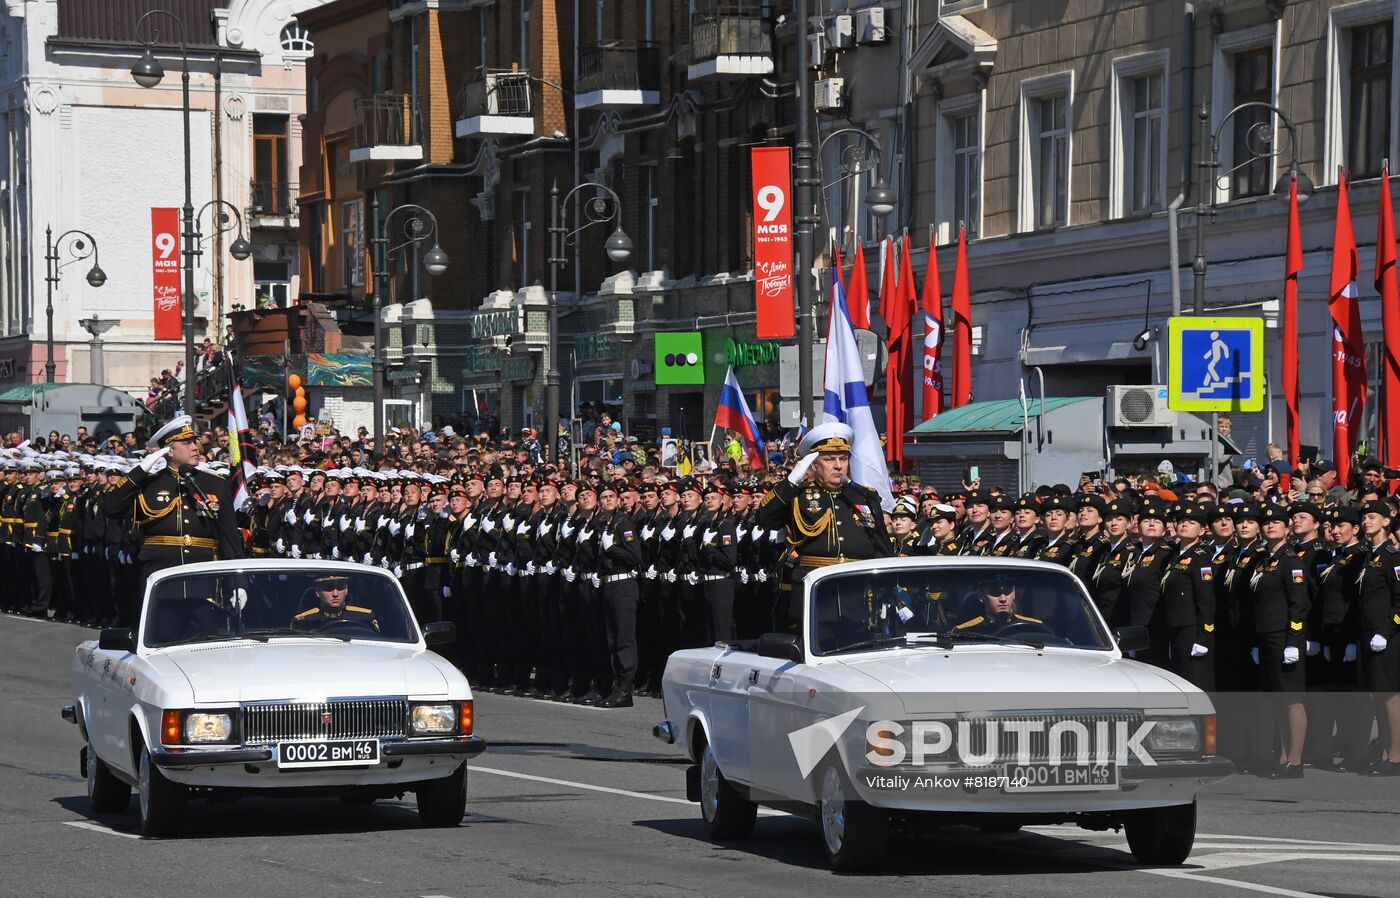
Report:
1167,316,1265,412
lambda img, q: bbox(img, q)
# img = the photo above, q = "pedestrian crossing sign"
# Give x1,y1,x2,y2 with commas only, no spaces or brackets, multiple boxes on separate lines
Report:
1167,316,1264,412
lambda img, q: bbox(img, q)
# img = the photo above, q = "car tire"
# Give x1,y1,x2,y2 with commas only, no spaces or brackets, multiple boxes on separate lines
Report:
817,764,888,873
137,745,186,838
416,763,467,827
86,744,131,813
1125,801,1197,865
698,740,756,840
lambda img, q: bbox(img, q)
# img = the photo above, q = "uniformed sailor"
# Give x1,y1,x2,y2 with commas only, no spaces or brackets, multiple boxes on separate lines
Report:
290,573,380,631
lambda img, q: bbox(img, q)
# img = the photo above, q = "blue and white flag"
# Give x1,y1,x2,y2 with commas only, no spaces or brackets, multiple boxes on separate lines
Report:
824,272,895,510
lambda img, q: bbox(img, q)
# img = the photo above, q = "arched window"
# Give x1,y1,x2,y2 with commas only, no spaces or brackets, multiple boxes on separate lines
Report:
280,22,314,56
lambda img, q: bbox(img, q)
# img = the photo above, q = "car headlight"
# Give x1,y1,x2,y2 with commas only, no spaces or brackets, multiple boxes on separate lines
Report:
1144,718,1200,754
183,712,234,744
410,703,457,736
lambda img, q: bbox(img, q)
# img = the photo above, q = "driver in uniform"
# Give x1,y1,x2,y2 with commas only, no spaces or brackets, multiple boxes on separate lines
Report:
291,574,380,631
955,574,1043,634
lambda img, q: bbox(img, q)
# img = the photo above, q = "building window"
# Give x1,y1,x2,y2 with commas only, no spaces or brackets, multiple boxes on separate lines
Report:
1033,95,1069,228
520,1,531,71
1349,21,1391,179
280,22,313,56
1128,74,1164,212
254,261,291,308
516,191,531,288
1232,47,1273,198
1111,52,1169,218
341,200,364,288
951,113,980,238
253,115,290,215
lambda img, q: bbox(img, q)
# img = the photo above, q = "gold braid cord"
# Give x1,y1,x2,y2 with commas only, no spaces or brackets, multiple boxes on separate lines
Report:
790,498,833,539
133,494,181,525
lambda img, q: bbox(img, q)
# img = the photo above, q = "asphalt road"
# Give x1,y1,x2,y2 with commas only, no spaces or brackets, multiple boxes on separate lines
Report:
5,614,1400,898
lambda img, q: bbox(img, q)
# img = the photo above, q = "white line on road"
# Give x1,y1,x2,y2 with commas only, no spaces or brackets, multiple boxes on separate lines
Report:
61,821,140,840
472,765,785,815
1144,868,1339,898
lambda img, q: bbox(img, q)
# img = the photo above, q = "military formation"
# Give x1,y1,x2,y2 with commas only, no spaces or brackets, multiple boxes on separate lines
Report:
4,415,1400,775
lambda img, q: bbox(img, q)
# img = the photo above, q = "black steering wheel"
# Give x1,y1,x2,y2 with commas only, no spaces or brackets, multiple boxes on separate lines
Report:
313,617,378,637
993,620,1056,640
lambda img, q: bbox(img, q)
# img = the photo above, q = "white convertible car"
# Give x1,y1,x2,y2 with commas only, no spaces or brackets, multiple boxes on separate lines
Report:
654,557,1232,871
63,560,484,837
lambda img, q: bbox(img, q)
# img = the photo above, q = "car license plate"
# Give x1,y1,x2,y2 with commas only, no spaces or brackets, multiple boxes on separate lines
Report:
276,739,380,769
1002,762,1118,792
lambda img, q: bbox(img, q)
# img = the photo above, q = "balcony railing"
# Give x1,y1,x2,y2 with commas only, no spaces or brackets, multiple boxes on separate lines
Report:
250,180,294,217
578,41,662,98
690,1,774,71
350,94,423,162
456,69,534,138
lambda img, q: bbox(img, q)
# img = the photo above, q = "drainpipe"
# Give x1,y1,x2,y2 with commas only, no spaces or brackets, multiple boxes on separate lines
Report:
1167,3,1195,317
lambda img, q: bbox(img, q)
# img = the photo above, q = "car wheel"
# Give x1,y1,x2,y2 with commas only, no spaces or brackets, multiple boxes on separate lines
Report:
416,763,467,827
136,745,186,838
698,741,756,840
85,744,131,813
1125,801,1197,865
818,764,888,873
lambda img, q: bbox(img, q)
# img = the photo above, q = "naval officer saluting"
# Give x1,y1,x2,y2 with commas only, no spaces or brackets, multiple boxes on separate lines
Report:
105,414,245,582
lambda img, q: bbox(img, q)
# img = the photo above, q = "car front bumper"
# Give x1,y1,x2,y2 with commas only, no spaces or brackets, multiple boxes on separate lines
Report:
153,736,487,770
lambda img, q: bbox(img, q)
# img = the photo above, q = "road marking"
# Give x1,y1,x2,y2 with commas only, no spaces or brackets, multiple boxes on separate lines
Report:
62,821,140,840
472,765,784,815
1144,868,1339,898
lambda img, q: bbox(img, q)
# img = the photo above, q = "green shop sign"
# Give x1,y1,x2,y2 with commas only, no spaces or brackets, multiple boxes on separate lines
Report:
655,332,705,385
574,334,621,363
723,339,780,368
466,309,517,339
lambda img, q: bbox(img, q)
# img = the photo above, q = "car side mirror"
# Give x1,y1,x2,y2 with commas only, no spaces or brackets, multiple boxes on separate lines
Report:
1115,626,1150,654
757,632,803,664
422,621,456,647
98,628,136,653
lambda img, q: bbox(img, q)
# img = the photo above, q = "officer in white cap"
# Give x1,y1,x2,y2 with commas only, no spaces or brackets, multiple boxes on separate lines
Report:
755,422,893,631
104,414,244,583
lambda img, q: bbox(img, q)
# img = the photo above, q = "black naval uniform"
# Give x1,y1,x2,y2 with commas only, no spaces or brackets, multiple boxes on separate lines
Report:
105,463,244,582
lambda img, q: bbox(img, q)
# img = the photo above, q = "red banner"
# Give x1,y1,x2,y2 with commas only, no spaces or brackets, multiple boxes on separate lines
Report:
751,147,794,339
151,208,182,341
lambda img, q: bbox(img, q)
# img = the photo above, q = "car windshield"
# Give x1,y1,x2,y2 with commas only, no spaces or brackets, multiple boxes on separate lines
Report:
809,566,1113,656
141,569,419,648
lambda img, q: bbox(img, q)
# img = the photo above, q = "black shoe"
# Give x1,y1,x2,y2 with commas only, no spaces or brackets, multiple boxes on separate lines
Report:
1368,759,1400,777
579,690,603,706
1250,758,1280,778
600,691,634,708
1335,757,1370,773
1268,763,1304,780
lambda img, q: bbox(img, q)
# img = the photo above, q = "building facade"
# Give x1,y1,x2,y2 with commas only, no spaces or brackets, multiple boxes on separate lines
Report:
0,0,325,394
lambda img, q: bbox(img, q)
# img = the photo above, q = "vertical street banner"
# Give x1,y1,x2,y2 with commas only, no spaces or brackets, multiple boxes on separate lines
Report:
151,208,182,340
750,147,795,339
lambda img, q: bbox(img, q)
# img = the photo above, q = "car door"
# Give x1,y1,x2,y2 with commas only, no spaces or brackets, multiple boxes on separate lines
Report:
86,643,130,767
746,654,825,802
704,647,754,784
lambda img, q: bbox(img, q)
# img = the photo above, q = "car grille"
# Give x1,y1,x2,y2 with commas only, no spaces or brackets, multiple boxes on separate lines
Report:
959,711,1144,764
241,699,410,743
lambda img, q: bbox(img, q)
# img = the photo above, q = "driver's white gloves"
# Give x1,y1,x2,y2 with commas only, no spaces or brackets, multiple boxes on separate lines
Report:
1190,643,1208,658
1371,634,1388,653
1283,646,1300,665
1305,640,1321,656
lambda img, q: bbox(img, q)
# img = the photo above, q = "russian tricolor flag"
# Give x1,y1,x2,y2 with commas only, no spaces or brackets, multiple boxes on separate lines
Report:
715,365,766,469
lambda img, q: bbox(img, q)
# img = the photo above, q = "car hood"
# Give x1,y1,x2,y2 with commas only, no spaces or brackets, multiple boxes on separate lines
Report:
161,640,450,704
830,648,1194,715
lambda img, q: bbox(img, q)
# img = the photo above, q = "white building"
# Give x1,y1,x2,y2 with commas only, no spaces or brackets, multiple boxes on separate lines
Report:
0,0,325,394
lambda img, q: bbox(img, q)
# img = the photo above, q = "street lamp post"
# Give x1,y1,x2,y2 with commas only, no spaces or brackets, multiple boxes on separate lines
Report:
795,123,897,424
545,182,632,465
371,204,449,446
44,227,106,383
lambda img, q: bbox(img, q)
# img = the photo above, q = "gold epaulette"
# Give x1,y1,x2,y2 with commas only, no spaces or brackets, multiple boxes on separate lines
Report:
293,607,319,620
346,605,374,614
956,616,985,629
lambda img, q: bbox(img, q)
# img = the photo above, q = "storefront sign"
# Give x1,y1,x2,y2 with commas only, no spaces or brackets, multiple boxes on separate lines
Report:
655,332,705,385
574,334,621,363
723,339,780,368
502,354,535,382
464,345,502,372
750,147,795,339
467,308,517,339
0,358,13,381
150,208,182,341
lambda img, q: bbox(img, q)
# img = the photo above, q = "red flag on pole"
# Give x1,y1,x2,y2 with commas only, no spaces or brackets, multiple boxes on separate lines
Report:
879,237,911,469
1376,163,1400,468
950,224,973,408
847,241,870,330
1282,174,1303,468
898,231,920,438
920,226,944,421
1329,172,1366,487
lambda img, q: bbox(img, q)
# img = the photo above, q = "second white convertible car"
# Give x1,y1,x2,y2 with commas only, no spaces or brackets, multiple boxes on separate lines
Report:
64,560,484,837
654,557,1232,871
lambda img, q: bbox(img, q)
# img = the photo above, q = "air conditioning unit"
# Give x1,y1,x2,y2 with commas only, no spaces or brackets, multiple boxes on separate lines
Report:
855,7,887,44
815,77,845,112
807,32,830,68
1107,385,1177,428
826,14,854,50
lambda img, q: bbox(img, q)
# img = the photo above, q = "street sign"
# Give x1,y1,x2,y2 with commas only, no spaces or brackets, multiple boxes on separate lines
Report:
1167,316,1264,412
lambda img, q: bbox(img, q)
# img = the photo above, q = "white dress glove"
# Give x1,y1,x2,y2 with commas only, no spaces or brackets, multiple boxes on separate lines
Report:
601,531,615,550
392,564,402,578
896,605,914,623
665,570,677,583
1250,647,1260,665
787,452,817,485
275,538,285,554
1344,643,1358,662
524,561,536,576
1371,634,1389,653
1283,646,1300,665
563,566,576,583
339,515,351,531
589,573,601,588
465,553,479,568
464,514,477,530
518,523,531,537
331,545,341,559
442,585,452,598
543,561,556,575
755,569,768,583
661,526,676,540
645,565,658,580
769,529,784,543
1305,640,1321,656
285,509,297,525
388,520,401,536
1323,645,1332,662
138,446,170,475
450,548,460,563
361,553,373,565
702,529,716,544
355,518,366,532
539,521,553,536
683,525,697,539
685,572,699,586
642,525,656,540
481,518,496,533
488,552,498,568
739,569,750,584
303,509,314,525
503,515,516,532
1190,643,1208,658
290,544,302,559
561,521,575,538
505,562,517,576
405,522,416,538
